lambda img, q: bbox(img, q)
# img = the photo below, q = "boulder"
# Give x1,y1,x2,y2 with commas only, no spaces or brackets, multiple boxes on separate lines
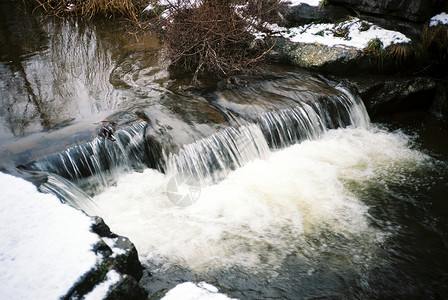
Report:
328,0,446,22
284,3,350,26
347,76,438,117
270,37,364,73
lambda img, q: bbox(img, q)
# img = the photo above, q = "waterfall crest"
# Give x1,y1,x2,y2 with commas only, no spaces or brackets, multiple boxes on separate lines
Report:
24,82,371,195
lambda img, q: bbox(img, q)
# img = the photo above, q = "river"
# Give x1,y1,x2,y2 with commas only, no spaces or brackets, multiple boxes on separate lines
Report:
1,2,447,299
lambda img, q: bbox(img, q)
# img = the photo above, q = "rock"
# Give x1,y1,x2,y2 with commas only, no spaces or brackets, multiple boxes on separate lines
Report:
62,217,148,299
284,3,350,26
92,216,117,238
108,236,144,281
105,275,148,300
429,86,448,119
328,0,446,22
347,76,438,117
270,37,364,73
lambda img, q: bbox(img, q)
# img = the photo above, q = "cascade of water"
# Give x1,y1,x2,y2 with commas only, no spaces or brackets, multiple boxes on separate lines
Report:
258,84,370,149
27,122,149,194
166,85,371,182
25,83,370,191
39,173,98,214
166,123,270,183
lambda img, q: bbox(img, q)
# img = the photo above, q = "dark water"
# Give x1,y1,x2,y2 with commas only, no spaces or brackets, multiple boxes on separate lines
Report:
1,2,448,299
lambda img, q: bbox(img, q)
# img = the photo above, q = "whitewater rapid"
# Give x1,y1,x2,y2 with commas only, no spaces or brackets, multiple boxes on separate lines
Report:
90,125,428,275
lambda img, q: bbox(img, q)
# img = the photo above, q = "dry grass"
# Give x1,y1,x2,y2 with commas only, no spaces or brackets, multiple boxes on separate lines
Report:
386,42,421,65
29,0,148,20
422,24,448,59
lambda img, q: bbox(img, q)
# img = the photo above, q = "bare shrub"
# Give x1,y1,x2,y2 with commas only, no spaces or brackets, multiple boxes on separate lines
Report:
158,0,283,83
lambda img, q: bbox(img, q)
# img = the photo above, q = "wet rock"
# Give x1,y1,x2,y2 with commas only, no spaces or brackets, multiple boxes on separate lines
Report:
284,3,350,26
429,86,448,119
328,0,446,22
105,275,148,300
348,76,438,117
62,217,147,299
91,216,117,238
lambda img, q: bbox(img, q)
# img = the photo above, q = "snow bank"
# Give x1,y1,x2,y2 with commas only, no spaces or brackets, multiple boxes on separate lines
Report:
430,12,448,27
162,282,237,300
282,0,321,7
260,17,410,49
0,172,100,300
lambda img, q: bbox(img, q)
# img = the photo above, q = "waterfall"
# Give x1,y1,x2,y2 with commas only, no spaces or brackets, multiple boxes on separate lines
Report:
24,82,371,194
39,173,98,214
26,122,150,194
257,83,370,149
168,83,371,181
166,123,270,183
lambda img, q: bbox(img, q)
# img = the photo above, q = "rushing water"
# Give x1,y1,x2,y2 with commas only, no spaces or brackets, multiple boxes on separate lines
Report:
1,3,448,299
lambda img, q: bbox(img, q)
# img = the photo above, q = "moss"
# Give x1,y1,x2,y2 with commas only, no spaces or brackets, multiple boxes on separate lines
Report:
89,262,110,286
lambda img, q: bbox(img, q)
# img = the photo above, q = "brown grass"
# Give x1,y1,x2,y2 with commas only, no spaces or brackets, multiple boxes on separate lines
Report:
422,24,448,58
386,42,421,65
29,0,149,20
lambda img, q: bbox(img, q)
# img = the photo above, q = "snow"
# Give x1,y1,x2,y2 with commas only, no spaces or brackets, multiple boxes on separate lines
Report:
282,0,321,7
0,172,100,300
162,282,237,300
102,237,127,257
83,270,121,300
430,12,448,27
258,17,410,49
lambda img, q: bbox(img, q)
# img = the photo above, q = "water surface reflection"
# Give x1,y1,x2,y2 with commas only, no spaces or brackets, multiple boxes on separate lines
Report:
0,2,166,142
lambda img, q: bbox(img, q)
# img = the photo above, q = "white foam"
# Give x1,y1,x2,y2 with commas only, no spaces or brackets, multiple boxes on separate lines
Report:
92,126,427,273
430,12,448,27
0,173,100,300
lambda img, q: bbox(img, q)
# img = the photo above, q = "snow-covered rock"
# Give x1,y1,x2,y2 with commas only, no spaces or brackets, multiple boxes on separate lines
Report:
259,18,411,72
0,172,147,300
